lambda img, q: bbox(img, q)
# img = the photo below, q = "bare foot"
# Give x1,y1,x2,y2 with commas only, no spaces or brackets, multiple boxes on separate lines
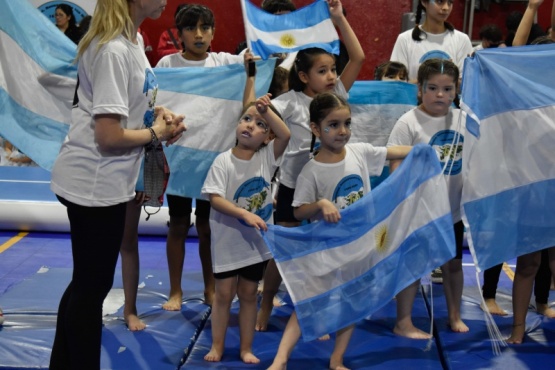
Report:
536,303,555,318
318,334,331,341
329,359,350,370
204,347,223,362
125,313,146,331
240,350,260,364
267,361,287,370
273,296,283,307
256,307,272,331
393,324,432,339
449,318,469,333
162,292,182,311
507,323,525,344
481,298,508,316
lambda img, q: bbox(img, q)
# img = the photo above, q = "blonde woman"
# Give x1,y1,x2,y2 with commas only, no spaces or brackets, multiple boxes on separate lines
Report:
49,1,185,368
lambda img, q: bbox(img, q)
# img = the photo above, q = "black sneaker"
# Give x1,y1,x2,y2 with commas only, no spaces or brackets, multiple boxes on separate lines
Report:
431,268,443,284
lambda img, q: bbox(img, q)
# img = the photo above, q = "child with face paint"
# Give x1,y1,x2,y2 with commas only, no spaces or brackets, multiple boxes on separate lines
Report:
246,0,366,333
201,93,290,364
387,58,469,338
267,92,411,370
390,0,473,82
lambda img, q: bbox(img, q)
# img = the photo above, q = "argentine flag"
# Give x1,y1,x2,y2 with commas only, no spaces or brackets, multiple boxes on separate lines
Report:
240,0,340,60
348,81,417,187
460,45,555,271
0,0,76,170
156,61,275,200
263,144,456,341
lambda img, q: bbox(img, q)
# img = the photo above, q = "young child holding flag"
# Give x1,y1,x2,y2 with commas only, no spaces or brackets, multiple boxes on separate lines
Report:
387,59,468,337
201,93,290,364
251,0,366,332
268,92,411,370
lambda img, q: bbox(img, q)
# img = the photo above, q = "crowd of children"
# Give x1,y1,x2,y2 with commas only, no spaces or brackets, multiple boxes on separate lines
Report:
32,0,555,368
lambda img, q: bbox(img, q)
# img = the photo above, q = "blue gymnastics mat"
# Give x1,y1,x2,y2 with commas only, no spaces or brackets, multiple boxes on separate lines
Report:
184,290,443,369
0,267,211,370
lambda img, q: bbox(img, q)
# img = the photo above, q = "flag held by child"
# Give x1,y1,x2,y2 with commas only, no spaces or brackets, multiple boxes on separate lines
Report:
240,0,340,60
460,45,555,272
263,144,456,341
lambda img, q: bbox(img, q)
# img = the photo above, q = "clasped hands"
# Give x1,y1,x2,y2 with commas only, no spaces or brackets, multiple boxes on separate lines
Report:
153,106,187,146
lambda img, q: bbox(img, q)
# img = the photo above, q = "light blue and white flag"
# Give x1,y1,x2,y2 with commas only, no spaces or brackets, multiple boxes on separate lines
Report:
156,61,275,200
349,81,417,187
0,0,76,170
460,45,555,272
263,144,455,341
240,0,339,60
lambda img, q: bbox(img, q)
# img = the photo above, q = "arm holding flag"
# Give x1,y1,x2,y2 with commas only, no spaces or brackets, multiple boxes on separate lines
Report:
329,0,365,91
513,0,544,46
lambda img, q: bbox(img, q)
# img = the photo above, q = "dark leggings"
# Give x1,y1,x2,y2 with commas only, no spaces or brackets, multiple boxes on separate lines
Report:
483,249,552,303
534,249,551,305
49,196,126,370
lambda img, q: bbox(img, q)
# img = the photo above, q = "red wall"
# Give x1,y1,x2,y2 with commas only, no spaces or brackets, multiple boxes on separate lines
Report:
141,0,553,81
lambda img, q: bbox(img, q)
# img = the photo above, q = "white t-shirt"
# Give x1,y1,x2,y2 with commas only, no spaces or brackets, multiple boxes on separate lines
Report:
390,27,473,81
51,35,156,206
271,80,348,188
387,107,465,222
201,142,281,273
293,143,387,223
156,51,243,68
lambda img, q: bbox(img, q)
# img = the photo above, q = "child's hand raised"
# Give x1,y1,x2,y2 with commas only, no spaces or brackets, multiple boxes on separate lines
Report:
328,0,344,22
255,93,273,114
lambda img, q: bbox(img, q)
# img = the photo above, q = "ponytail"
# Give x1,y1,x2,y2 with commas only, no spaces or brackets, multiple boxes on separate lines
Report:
411,3,425,41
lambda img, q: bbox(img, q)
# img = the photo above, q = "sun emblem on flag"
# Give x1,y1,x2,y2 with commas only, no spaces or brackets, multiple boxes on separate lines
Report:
279,33,296,48
375,224,389,253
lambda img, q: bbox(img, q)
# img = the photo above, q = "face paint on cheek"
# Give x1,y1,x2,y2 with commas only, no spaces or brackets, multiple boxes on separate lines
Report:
324,127,330,133
422,81,428,93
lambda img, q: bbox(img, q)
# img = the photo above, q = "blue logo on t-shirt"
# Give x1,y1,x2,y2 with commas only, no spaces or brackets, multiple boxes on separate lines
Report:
429,130,464,175
419,50,451,64
332,174,364,210
143,69,158,127
234,177,272,224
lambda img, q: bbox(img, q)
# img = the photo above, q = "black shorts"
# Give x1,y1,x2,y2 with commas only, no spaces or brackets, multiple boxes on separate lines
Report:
274,184,298,223
213,260,268,282
167,194,210,219
454,220,464,260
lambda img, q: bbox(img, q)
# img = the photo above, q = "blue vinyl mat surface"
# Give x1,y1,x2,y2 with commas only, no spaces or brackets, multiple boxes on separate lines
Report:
2,233,553,369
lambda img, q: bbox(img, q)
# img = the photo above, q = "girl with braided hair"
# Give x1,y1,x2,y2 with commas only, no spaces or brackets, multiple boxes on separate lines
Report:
390,0,473,83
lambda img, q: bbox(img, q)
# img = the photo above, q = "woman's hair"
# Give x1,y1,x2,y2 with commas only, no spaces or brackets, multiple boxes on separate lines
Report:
77,0,134,59
417,58,460,107
289,48,335,92
175,4,215,33
261,0,296,14
309,92,350,154
56,4,77,29
374,61,409,81
412,1,455,41
79,15,92,34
